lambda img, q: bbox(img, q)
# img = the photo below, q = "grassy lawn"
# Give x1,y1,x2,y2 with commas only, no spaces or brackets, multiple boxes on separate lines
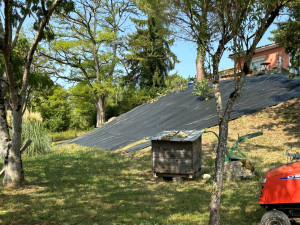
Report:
50,130,89,143
0,98,299,225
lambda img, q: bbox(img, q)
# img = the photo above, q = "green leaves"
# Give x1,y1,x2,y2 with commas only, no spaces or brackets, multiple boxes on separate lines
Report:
69,83,96,129
270,1,300,75
193,78,213,100
33,86,72,132
126,13,178,89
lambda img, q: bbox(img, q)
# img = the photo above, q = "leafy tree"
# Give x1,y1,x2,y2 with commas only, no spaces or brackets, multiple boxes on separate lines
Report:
32,85,71,132
42,0,135,127
164,73,189,92
0,35,54,108
124,0,178,89
0,0,74,187
270,0,300,75
193,78,213,100
69,83,97,130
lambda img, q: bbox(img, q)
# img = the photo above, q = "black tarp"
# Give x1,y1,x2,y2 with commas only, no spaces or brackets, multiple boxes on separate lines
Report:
65,74,300,151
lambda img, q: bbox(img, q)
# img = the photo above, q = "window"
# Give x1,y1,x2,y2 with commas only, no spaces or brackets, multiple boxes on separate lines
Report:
250,56,265,71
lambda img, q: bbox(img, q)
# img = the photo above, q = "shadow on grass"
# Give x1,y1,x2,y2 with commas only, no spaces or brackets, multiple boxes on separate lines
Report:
0,146,208,224
221,180,266,225
254,98,300,148
0,145,265,225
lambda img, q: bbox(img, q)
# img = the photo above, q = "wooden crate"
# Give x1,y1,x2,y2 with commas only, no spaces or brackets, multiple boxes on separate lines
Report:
151,130,203,179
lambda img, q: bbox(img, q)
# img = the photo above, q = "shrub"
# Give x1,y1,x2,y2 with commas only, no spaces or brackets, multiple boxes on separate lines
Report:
193,78,214,100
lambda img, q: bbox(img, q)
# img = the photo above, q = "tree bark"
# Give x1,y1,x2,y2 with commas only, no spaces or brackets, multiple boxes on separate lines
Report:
209,119,228,225
0,82,11,179
95,93,108,127
2,109,25,187
0,73,10,160
196,46,205,81
1,35,25,187
209,87,238,224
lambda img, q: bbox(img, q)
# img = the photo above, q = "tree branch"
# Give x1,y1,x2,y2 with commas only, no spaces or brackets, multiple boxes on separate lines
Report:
21,0,63,99
11,2,30,50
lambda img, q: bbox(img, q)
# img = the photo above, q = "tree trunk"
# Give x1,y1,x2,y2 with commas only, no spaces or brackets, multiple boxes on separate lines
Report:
209,119,229,224
95,93,108,127
196,46,205,81
209,71,246,225
0,84,11,168
2,108,24,187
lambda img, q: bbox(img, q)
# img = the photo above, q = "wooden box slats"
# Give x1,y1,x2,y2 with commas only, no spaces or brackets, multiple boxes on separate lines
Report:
151,130,203,178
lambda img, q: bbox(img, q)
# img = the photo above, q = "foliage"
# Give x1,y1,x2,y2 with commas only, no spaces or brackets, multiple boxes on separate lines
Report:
0,35,54,93
270,1,300,75
106,85,153,118
106,73,187,119
164,73,189,92
193,78,213,100
21,111,52,156
33,86,71,132
125,1,178,89
69,83,97,130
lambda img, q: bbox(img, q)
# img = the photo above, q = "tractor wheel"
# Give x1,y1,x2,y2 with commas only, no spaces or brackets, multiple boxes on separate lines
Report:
261,210,291,225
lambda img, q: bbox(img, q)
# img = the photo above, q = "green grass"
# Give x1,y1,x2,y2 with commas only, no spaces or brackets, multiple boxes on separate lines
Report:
1,98,299,225
50,130,89,143
22,119,52,156
0,145,265,225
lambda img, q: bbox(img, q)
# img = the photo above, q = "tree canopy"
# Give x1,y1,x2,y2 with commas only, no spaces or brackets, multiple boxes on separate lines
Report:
270,0,300,75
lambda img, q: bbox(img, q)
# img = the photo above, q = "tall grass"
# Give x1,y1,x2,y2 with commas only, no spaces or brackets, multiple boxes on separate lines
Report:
22,110,52,156
8,110,52,156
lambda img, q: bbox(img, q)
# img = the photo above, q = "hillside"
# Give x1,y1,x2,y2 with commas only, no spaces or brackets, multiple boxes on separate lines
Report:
1,97,300,225
201,96,300,172
65,74,300,151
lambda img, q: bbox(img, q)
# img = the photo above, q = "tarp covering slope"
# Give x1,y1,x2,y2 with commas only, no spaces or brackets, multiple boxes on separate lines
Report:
65,74,300,150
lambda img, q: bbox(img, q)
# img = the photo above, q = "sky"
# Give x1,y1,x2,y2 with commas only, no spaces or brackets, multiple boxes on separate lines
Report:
56,22,279,88
17,5,283,86
170,23,278,79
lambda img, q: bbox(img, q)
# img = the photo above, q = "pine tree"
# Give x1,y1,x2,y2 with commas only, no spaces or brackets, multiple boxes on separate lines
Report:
125,2,178,89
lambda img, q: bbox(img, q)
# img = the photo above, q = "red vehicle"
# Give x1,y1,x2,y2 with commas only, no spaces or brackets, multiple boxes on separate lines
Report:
259,150,300,225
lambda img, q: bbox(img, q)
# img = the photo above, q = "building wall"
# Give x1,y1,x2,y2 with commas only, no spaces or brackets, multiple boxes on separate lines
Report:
235,46,289,71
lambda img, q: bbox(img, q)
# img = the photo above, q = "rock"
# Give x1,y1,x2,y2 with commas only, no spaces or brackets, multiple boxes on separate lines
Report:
202,174,211,180
224,160,254,181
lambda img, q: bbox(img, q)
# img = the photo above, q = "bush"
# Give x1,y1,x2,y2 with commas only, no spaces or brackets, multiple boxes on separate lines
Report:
106,87,153,119
193,78,214,100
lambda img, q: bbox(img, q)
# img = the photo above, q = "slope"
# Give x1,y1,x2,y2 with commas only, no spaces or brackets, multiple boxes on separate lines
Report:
65,74,300,150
